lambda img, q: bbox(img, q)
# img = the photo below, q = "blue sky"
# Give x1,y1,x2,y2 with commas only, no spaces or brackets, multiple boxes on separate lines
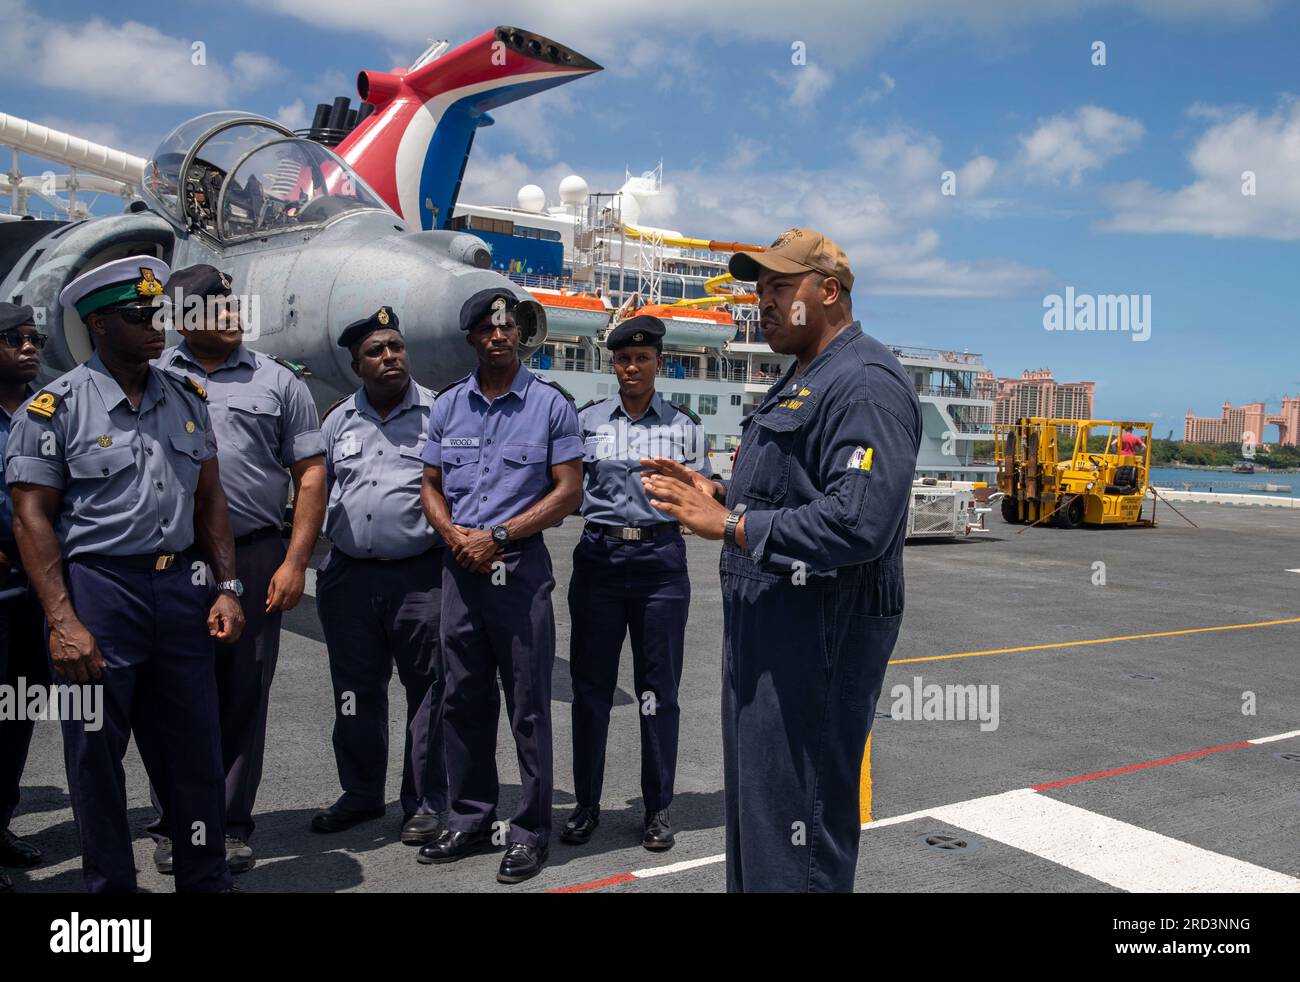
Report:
3,0,1298,437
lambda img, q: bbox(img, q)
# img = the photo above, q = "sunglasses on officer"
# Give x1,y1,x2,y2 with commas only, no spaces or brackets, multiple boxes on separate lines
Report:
105,303,170,327
0,329,47,350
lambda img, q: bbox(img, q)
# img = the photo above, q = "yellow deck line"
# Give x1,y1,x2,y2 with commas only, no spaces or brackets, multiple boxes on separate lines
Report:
890,617,1300,666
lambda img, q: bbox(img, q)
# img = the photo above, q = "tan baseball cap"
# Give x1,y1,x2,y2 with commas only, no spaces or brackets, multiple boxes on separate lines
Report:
728,227,854,292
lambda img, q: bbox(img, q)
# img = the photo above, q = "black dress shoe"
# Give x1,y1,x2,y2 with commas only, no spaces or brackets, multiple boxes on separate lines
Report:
310,803,385,834
0,871,13,893
0,828,41,868
560,804,600,845
642,809,674,851
497,842,547,884
400,813,444,846
417,827,492,865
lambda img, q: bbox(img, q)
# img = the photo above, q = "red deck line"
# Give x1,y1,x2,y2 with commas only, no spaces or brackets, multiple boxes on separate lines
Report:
1031,741,1252,791
546,872,637,893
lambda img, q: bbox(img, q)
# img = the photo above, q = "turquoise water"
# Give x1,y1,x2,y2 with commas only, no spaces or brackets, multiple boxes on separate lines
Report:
1149,466,1299,499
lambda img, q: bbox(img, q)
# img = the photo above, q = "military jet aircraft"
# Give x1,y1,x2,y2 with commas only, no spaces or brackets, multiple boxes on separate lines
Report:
0,26,601,406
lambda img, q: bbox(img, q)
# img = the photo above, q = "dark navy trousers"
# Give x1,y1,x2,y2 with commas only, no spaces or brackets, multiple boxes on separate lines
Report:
0,575,47,832
441,536,555,848
316,547,446,818
60,556,231,893
150,530,285,842
568,527,688,812
720,553,902,893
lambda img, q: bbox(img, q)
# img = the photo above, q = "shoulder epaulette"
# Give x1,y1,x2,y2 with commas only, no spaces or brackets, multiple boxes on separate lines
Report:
671,401,701,424
577,399,598,412
161,368,208,401
322,396,349,420
26,389,62,420
436,375,470,398
540,377,575,402
268,354,310,378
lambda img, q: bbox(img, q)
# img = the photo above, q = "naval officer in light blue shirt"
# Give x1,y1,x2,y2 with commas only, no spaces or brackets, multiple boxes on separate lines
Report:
4,255,244,893
311,307,447,848
149,264,327,876
417,287,583,885
562,314,714,854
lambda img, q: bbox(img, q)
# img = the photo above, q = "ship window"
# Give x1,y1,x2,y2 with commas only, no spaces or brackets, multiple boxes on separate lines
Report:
730,394,742,406
670,393,691,407
698,395,718,416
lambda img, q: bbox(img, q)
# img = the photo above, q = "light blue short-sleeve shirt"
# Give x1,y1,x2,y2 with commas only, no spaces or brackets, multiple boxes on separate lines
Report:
4,353,217,558
321,380,440,560
421,363,583,529
156,341,325,537
577,391,713,526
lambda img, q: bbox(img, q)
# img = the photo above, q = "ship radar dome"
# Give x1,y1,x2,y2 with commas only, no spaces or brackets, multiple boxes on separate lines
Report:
558,174,588,205
517,184,546,212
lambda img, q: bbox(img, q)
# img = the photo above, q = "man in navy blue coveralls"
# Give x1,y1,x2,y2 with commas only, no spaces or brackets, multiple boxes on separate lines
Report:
643,229,921,892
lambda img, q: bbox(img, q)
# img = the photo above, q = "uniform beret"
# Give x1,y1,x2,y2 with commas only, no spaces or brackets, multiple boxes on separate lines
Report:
0,302,36,333
59,255,170,318
338,306,399,349
606,314,665,350
459,288,518,333
167,264,233,306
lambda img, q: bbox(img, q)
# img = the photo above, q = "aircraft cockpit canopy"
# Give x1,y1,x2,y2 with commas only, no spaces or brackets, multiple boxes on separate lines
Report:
143,111,389,241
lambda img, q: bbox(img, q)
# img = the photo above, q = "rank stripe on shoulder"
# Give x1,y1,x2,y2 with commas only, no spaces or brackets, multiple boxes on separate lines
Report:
162,369,208,401
322,396,349,419
268,354,310,378
540,377,576,402
670,401,701,424
26,390,61,419
436,375,470,399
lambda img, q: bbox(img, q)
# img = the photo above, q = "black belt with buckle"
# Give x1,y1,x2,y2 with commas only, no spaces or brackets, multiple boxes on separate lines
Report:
585,521,679,542
74,549,195,572
234,526,282,547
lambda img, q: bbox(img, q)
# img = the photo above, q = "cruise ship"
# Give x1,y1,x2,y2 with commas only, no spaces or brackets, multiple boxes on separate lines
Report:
452,165,996,480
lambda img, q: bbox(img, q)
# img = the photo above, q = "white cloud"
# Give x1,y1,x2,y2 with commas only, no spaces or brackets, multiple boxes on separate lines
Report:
461,124,1046,298
275,100,310,132
1018,106,1145,185
775,63,834,109
482,87,579,160
1099,97,1300,239
0,2,282,106
859,72,897,105
958,155,998,195
243,0,1276,66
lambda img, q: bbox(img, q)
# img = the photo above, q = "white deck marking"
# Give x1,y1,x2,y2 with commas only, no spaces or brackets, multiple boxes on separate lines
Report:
1248,730,1300,745
926,788,1300,893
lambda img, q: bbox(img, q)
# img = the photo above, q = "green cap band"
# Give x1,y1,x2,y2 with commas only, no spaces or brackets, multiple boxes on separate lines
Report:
75,282,151,318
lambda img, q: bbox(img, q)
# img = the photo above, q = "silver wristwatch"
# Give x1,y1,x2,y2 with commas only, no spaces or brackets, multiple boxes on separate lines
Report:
723,503,747,549
217,578,245,598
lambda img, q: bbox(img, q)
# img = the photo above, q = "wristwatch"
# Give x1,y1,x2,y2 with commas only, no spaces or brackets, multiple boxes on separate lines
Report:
723,503,747,549
217,578,245,598
491,525,510,546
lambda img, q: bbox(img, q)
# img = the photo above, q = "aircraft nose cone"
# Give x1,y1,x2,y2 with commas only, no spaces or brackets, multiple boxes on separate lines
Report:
322,230,547,397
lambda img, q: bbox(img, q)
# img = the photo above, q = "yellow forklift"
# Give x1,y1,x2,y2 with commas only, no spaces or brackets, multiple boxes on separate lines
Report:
995,417,1154,528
